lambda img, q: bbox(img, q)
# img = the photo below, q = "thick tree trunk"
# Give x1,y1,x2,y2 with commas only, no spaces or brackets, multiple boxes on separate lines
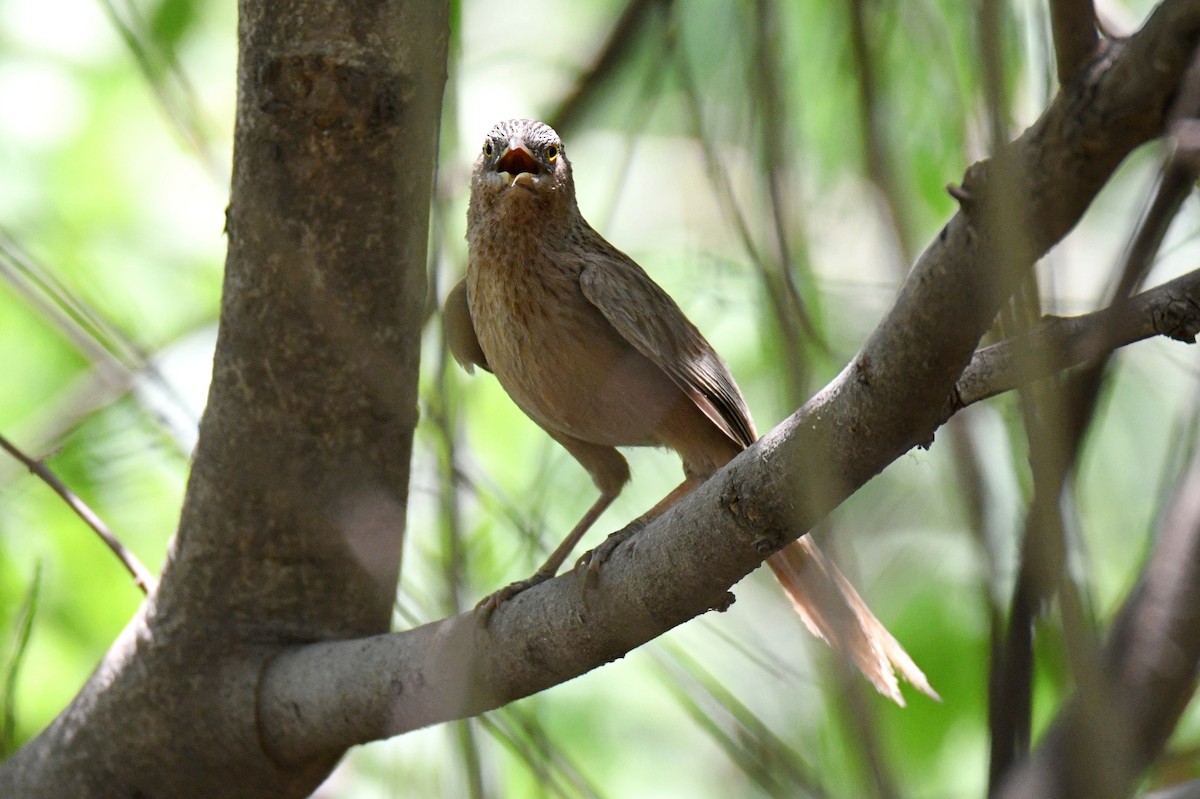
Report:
0,2,448,796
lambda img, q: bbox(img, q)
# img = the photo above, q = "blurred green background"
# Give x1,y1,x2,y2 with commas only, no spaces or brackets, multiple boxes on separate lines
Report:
2,0,1199,796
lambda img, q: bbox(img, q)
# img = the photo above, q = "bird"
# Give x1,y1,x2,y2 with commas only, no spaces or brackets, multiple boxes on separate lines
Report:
444,118,936,704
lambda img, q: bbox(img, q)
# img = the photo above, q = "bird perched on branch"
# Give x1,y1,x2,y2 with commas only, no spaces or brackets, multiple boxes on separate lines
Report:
444,118,936,704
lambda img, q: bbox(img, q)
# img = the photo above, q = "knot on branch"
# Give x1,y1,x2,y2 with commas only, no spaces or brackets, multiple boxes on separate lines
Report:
719,483,742,516
946,181,976,209
1155,295,1200,343
947,159,991,213
721,481,787,555
751,534,783,556
709,591,736,613
854,353,874,386
257,53,414,135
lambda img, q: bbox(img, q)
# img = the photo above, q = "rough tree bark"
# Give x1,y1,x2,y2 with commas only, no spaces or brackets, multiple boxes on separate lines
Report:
3,0,1200,797
0,0,447,796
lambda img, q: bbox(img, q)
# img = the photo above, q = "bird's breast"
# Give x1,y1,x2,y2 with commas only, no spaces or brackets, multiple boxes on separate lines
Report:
465,237,684,447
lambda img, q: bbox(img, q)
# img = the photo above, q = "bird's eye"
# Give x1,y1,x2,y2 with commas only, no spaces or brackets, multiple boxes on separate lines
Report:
484,140,494,157
546,145,558,162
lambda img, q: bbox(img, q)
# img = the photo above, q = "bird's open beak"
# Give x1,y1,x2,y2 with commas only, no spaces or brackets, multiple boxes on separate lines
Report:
496,142,540,176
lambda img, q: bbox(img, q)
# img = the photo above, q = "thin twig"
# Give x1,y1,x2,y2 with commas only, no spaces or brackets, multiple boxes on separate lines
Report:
751,0,822,363
848,0,916,263
1107,48,1200,302
652,645,825,798
96,0,224,180
546,0,670,136
0,228,200,439
977,0,1073,785
1,563,40,757
673,30,818,403
0,434,156,595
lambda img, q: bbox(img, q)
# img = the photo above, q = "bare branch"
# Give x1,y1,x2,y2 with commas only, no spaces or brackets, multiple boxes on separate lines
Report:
546,0,670,136
849,0,917,263
1049,0,1101,84
953,267,1200,408
998,441,1200,799
985,58,1200,781
1,564,41,757
0,434,156,595
674,35,821,401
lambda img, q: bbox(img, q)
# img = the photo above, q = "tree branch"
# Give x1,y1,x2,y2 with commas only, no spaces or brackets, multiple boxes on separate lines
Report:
1049,0,1101,83
257,0,1200,761
546,0,670,136
990,50,1200,792
998,441,1200,799
953,266,1200,409
0,1,448,795
983,102,1200,781
0,433,156,594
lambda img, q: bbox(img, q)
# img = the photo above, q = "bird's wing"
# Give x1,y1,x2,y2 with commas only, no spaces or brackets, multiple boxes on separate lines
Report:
579,242,757,449
443,277,491,374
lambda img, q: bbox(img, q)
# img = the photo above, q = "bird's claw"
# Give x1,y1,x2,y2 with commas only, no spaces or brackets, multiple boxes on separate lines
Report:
575,520,645,589
475,571,553,625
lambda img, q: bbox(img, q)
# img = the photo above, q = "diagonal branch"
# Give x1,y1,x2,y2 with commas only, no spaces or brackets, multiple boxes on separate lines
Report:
952,266,1200,409
546,0,671,136
0,433,156,594
256,0,1200,763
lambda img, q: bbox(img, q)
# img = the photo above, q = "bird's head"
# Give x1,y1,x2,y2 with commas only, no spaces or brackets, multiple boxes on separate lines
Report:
470,119,575,223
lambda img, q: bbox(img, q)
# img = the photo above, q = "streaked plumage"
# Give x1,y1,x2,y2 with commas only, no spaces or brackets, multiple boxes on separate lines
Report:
446,118,936,704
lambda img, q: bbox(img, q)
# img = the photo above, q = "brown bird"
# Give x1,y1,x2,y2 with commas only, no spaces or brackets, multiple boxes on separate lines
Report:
445,118,935,704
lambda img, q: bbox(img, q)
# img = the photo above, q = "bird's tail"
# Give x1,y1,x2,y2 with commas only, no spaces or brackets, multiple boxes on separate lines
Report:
767,536,939,705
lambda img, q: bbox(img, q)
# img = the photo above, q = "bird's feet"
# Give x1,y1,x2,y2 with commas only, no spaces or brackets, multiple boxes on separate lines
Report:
575,520,646,589
475,570,554,624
